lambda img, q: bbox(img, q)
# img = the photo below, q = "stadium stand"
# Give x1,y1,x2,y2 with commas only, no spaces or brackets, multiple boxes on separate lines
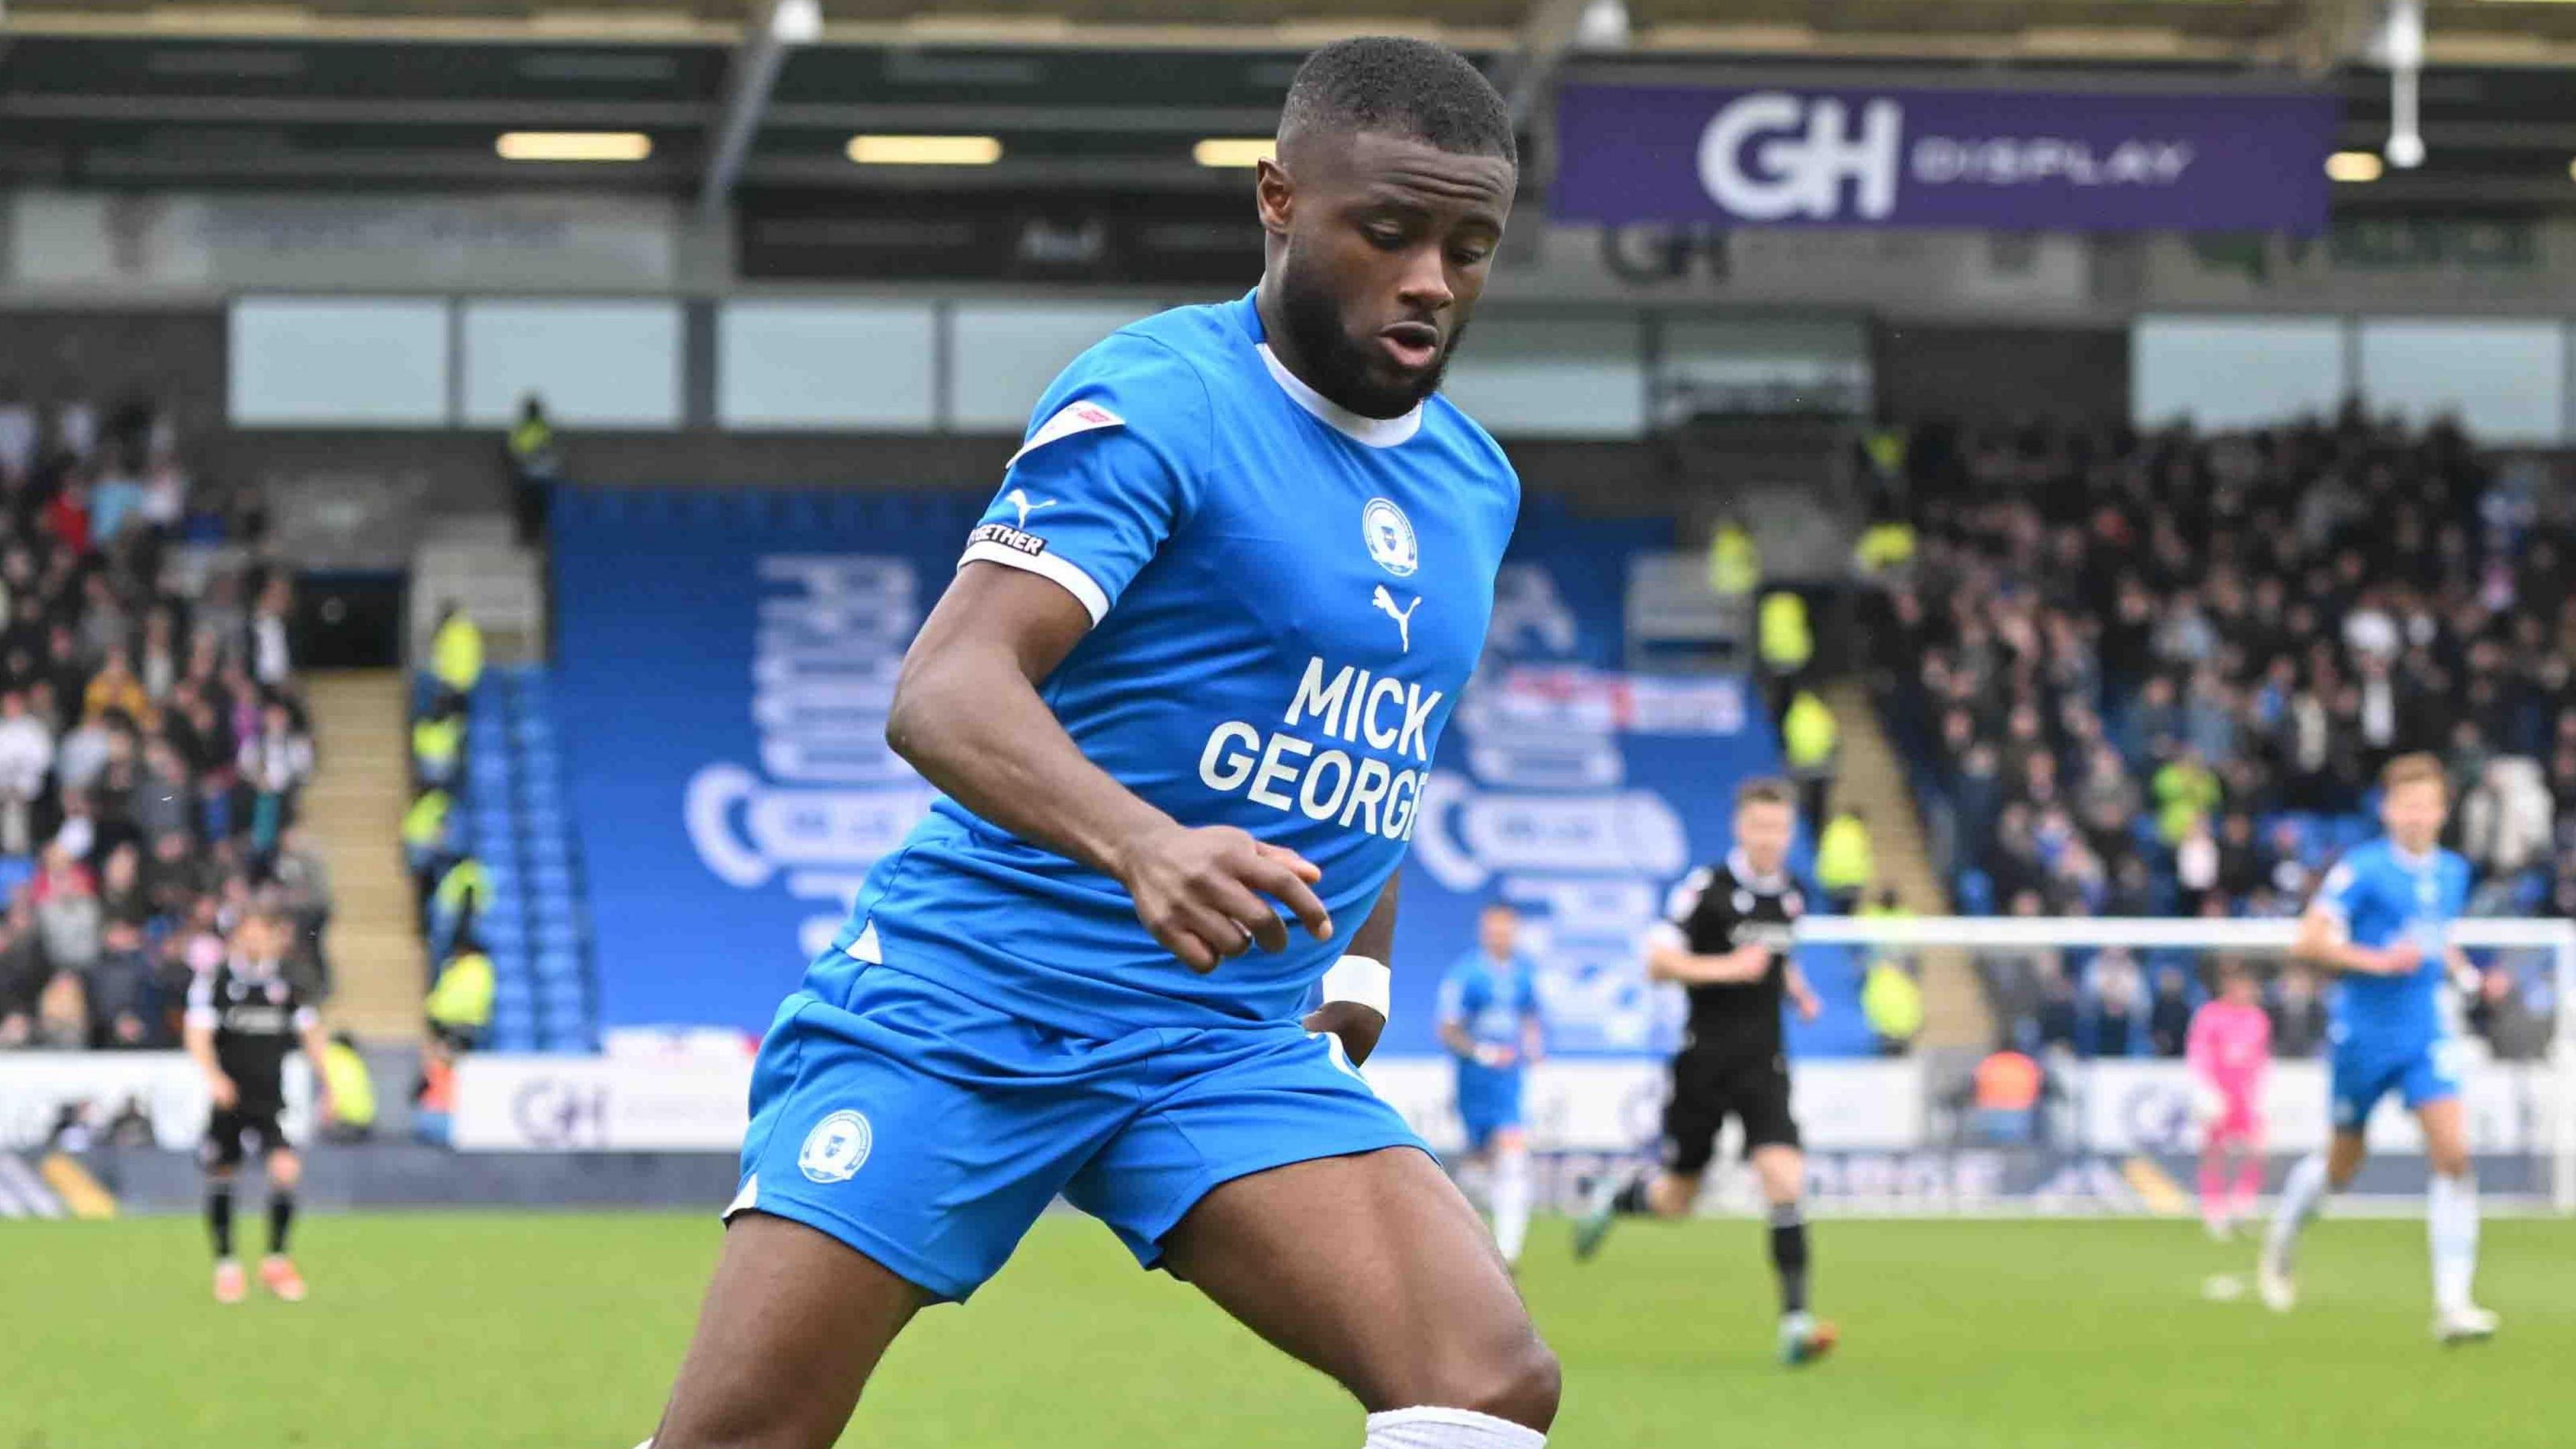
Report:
463,663,596,1053
1864,411,2572,1057
0,393,330,1053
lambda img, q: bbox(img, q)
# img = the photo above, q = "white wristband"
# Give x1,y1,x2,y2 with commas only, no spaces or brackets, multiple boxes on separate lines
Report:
1320,955,1391,1019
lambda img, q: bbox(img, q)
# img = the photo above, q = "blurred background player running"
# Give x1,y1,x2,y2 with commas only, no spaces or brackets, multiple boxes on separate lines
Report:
2188,961,2272,1240
2261,753,2496,1344
1437,902,1546,1269
1572,778,1835,1367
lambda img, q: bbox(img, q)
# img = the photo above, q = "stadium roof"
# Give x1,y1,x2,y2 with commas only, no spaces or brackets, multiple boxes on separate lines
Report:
5,1,2576,207
13,1,2576,60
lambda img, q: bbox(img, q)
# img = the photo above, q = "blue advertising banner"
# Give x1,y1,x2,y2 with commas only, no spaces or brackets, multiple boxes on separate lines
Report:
1553,84,2337,233
555,488,1859,1047
553,489,981,1033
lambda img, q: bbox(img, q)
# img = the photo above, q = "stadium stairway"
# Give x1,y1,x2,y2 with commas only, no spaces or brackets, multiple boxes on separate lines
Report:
302,670,427,1039
1819,678,1988,1049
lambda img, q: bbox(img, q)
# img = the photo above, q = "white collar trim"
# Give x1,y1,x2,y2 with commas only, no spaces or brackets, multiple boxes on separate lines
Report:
1727,848,1790,894
1257,343,1422,448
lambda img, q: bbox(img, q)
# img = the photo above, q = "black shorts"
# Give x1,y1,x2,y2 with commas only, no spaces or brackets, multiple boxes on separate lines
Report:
1660,1044,1799,1177
201,1106,293,1171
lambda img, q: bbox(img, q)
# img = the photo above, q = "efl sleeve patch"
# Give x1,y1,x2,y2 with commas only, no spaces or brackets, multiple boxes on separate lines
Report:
1007,400,1126,468
1663,867,1713,924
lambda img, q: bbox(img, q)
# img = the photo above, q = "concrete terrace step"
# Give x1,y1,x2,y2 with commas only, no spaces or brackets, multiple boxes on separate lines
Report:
301,670,427,1043
1819,678,1988,1051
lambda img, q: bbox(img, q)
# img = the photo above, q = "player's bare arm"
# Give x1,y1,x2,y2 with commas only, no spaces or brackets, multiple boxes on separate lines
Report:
1307,873,1397,1065
1784,961,1823,1022
1436,1016,1478,1059
298,1017,338,1122
2294,904,2416,976
889,560,1334,971
1645,938,1770,985
184,1015,237,1110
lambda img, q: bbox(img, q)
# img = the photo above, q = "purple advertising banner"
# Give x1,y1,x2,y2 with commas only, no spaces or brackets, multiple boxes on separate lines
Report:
1554,85,2338,233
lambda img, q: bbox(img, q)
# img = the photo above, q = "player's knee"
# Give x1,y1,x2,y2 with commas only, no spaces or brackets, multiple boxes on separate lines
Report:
1430,1335,1558,1432
1648,1173,1698,1218
268,1153,303,1189
1409,1327,1559,1431
1491,1336,1563,1430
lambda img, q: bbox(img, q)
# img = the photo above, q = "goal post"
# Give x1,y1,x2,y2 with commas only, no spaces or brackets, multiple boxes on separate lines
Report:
1794,914,2576,1213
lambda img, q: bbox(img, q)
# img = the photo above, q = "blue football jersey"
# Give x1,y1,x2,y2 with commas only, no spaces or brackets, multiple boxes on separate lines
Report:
823,293,1517,1034
2313,837,2472,1054
1436,950,1544,1055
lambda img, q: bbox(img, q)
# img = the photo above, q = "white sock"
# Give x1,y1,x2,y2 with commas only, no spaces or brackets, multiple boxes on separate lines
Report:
2428,1173,2479,1314
1364,1407,1546,1448
1458,1161,1495,1218
1491,1146,1533,1267
2265,1151,2331,1267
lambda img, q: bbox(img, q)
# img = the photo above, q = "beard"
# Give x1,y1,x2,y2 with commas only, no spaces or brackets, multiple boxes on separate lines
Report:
1275,250,1463,420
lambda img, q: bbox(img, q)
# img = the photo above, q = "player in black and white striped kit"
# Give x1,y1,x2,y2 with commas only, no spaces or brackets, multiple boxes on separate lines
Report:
184,908,333,1304
1570,777,1837,1366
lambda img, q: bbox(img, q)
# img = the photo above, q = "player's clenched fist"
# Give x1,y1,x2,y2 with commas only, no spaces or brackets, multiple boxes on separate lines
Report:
1112,824,1334,972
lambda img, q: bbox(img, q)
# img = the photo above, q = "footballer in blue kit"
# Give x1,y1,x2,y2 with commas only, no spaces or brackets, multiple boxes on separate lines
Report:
2260,753,2496,1342
1436,903,1546,1267
645,38,1560,1449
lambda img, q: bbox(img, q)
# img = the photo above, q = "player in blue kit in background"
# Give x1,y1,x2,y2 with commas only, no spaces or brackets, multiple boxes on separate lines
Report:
2259,753,2497,1344
1438,903,1546,1269
642,36,1560,1449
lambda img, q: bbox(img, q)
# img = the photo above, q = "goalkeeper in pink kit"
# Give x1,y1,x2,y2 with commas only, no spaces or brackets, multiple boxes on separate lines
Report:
2188,963,2272,1239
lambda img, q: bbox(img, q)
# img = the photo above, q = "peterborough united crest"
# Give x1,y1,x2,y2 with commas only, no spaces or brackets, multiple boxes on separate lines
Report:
1361,496,1418,578
797,1110,873,1184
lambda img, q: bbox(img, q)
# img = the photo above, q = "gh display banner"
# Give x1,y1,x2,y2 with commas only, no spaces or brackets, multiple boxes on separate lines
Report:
1553,85,2336,233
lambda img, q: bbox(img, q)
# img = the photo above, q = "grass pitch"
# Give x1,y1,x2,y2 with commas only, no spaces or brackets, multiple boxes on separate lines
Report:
7,1211,2571,1448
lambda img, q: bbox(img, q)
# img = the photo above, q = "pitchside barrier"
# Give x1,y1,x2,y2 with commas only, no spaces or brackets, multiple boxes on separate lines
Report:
7,919,2565,1215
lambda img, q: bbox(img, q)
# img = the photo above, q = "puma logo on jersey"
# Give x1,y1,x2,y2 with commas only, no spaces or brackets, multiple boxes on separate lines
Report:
1006,489,1056,529
1371,586,1421,653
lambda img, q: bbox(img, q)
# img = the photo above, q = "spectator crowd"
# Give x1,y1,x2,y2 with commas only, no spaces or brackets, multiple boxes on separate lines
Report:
1866,407,2569,1060
0,392,330,1051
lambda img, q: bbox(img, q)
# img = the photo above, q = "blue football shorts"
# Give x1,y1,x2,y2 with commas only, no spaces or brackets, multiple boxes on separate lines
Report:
1452,1061,1525,1153
727,959,1428,1303
2329,1035,2463,1132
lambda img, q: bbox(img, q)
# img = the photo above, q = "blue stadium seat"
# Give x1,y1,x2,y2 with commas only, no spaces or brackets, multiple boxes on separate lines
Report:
490,1023,540,1054
1955,869,1995,916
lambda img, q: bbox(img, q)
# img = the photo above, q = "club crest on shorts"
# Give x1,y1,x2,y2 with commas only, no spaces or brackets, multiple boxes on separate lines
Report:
1361,497,1417,578
797,1110,873,1184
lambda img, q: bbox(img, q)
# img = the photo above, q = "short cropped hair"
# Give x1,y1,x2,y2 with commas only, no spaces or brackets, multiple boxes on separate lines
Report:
1278,36,1517,168
1735,777,1794,810
2381,752,2447,794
